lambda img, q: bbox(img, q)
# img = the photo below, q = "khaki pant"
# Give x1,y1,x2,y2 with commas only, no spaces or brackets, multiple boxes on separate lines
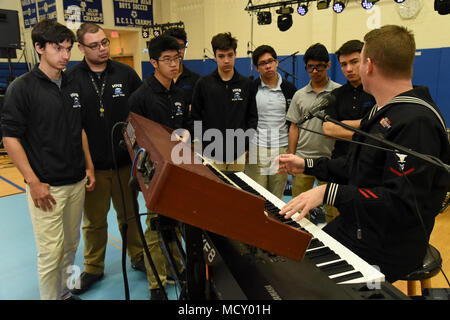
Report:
292,173,339,223
206,153,246,173
82,165,143,274
27,178,86,300
144,213,184,290
245,145,288,200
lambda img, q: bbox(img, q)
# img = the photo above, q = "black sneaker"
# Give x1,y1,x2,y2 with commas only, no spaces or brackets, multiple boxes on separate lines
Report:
131,258,146,273
70,272,104,295
150,288,166,300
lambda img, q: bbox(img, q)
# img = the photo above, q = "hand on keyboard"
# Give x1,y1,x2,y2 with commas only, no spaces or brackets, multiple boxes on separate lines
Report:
279,184,327,221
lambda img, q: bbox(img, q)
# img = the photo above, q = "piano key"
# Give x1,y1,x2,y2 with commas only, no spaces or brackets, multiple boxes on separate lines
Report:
233,171,385,285
319,260,355,276
305,247,333,259
331,271,364,283
307,238,324,249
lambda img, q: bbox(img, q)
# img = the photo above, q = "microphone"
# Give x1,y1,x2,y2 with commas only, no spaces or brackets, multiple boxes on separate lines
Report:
300,93,336,123
202,48,206,62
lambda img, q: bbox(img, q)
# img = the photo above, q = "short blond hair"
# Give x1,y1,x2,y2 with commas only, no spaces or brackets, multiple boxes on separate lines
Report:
363,25,415,79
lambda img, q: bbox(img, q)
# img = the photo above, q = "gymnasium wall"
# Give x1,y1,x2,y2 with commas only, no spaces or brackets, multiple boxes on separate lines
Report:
1,0,450,123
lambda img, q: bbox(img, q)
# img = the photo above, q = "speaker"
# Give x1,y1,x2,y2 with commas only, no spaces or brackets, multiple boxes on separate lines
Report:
435,0,450,15
0,9,21,49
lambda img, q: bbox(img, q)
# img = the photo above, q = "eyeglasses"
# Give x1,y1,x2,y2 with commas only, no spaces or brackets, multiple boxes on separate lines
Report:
158,56,182,64
82,38,110,50
305,63,328,72
257,58,277,67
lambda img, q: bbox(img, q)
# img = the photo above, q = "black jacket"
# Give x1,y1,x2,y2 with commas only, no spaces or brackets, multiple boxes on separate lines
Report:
304,86,450,282
66,59,142,170
1,65,86,186
191,69,258,161
129,73,192,131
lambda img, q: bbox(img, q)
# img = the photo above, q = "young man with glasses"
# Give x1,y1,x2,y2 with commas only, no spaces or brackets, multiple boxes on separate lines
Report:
162,28,200,110
277,25,449,283
245,45,296,199
191,32,258,172
66,23,144,295
1,19,95,300
129,35,192,300
285,43,340,222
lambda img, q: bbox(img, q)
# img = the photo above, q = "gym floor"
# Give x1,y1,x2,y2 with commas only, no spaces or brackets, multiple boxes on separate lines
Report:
0,152,449,299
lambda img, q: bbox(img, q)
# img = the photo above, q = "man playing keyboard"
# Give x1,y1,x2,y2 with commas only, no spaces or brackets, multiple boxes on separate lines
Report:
276,25,449,283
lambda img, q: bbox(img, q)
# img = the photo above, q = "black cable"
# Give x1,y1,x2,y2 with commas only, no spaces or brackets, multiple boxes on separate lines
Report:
128,179,168,300
111,121,131,300
298,123,401,154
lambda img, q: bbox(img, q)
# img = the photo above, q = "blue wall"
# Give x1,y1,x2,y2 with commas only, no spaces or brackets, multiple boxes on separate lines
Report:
141,47,450,125
2,46,449,124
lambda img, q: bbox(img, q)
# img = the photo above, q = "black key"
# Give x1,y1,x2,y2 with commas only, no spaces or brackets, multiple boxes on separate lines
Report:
319,260,355,276
331,271,364,283
308,238,324,249
309,253,340,265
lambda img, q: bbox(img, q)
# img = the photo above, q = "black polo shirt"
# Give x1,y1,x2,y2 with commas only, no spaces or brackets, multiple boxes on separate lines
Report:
66,59,142,170
174,64,200,108
326,82,375,159
129,73,192,132
1,65,86,186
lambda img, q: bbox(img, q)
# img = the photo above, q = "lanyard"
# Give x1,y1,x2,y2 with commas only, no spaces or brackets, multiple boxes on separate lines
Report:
88,71,108,117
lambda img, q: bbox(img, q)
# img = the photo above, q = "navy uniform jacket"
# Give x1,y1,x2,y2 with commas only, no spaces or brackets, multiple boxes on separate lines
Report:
304,86,450,282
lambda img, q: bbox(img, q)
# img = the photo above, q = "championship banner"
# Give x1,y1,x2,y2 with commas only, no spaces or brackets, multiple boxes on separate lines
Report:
113,0,153,27
63,0,104,25
37,0,57,21
21,0,38,29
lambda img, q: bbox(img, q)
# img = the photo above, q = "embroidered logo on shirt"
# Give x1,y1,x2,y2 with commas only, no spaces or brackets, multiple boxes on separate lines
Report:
232,88,243,101
174,102,183,116
379,117,391,129
70,93,81,108
112,83,125,98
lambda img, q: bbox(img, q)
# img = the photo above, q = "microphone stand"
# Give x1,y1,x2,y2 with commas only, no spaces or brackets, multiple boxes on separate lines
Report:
317,114,450,173
278,50,299,82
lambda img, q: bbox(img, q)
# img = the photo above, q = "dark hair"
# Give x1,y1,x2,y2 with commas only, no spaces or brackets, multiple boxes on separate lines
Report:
162,27,187,44
211,32,237,55
252,45,277,67
32,19,75,50
335,40,364,60
363,25,415,79
76,23,103,44
147,35,180,60
303,43,329,64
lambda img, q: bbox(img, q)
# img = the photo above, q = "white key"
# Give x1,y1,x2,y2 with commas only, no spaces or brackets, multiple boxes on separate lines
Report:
234,172,385,285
